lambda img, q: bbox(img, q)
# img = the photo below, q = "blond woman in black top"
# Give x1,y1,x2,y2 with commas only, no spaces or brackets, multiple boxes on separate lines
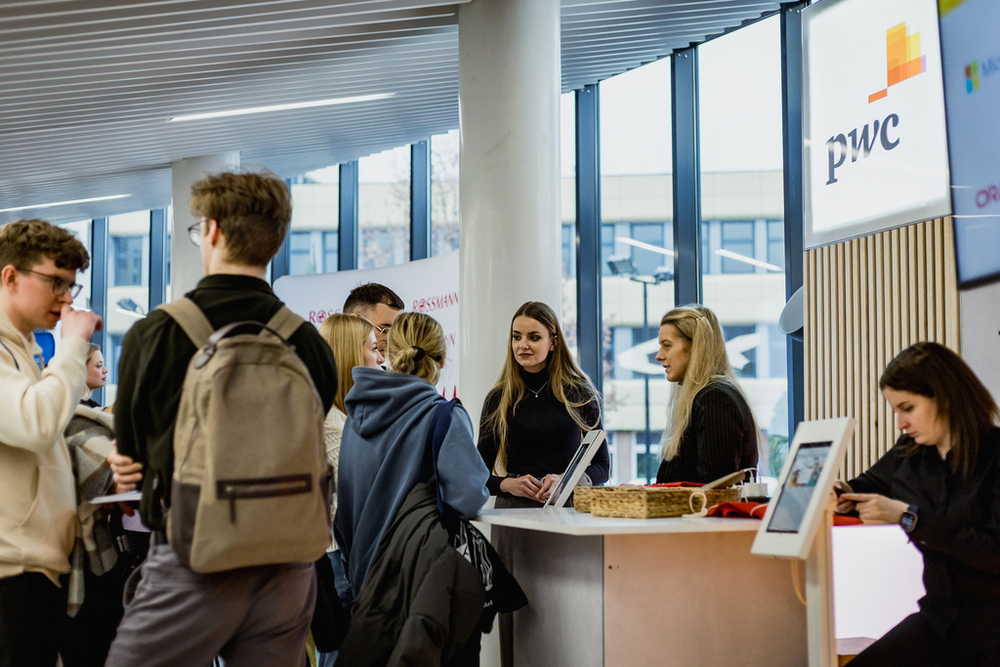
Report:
836,343,1000,666
655,304,759,484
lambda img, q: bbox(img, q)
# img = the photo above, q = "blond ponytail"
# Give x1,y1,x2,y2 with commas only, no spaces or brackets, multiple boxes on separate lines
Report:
387,312,446,385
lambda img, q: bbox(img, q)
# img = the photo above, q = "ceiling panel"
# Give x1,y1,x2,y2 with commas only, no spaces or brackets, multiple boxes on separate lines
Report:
0,0,780,224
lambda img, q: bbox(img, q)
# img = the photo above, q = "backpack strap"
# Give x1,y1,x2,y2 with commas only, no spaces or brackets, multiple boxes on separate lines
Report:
422,398,460,516
0,339,19,372
263,306,304,342
157,298,215,348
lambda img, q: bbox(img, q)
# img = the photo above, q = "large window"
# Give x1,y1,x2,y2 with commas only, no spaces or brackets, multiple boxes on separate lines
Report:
289,168,339,276
599,57,674,484
359,146,410,269
431,130,460,256
107,211,151,405
698,15,789,478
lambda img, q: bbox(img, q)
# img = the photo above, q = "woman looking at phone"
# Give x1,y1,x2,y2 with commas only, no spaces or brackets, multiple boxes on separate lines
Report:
836,342,1000,666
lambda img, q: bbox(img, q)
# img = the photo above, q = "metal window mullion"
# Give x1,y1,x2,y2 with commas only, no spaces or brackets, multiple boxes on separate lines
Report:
671,47,702,306
339,161,359,271
149,208,167,309
410,139,431,261
782,2,807,437
90,217,108,405
575,84,603,395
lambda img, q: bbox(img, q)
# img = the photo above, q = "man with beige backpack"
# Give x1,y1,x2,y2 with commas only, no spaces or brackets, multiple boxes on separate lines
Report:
106,171,338,667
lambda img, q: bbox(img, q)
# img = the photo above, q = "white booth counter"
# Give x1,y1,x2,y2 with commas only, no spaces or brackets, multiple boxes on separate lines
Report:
475,507,808,667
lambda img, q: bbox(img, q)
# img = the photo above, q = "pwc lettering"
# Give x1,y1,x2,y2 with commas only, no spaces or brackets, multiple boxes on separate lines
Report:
825,113,900,185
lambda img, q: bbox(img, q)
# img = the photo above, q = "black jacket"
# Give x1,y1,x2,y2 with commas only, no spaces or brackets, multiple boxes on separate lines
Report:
336,483,485,667
657,381,758,484
114,274,337,531
849,427,1000,653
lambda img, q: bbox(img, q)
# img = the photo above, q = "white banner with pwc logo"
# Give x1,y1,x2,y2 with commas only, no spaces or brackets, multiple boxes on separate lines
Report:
273,250,460,398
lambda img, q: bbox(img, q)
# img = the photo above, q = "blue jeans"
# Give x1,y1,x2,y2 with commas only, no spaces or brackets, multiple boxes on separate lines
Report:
316,551,351,667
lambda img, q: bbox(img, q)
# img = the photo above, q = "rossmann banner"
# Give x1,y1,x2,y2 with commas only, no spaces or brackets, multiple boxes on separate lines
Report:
939,0,1000,287
803,0,952,248
273,250,460,398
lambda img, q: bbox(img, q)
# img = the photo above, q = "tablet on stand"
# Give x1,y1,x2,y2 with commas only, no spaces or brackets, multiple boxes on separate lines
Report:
543,429,607,509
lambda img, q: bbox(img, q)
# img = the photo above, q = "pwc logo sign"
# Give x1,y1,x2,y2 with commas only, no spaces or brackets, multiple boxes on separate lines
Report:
825,22,926,186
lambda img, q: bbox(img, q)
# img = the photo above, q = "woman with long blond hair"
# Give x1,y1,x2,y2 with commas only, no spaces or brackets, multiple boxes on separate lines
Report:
315,314,383,665
655,304,758,483
478,301,607,504
478,301,605,667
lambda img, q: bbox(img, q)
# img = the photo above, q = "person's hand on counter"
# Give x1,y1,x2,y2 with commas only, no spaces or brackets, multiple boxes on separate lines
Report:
840,492,908,524
500,475,543,499
833,480,855,514
536,474,563,502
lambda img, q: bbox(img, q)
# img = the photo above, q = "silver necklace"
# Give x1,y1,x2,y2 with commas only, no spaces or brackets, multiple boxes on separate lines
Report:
527,380,549,398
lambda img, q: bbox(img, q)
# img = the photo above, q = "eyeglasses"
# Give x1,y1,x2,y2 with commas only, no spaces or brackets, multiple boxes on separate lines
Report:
362,317,391,339
188,220,206,247
18,268,83,298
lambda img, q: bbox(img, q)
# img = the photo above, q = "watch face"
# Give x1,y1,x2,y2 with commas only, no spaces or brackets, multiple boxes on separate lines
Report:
901,512,916,532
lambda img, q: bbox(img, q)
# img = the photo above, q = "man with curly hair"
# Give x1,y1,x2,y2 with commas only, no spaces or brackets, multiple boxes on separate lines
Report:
0,219,103,667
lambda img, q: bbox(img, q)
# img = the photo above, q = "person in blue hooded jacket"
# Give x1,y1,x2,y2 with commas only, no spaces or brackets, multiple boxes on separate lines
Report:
335,311,490,598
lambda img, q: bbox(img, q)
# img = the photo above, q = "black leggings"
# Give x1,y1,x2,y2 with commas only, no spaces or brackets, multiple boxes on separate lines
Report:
849,613,1000,667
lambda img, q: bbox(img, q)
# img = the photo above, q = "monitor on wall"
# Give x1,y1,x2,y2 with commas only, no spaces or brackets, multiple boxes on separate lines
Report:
939,0,1000,288
802,0,952,249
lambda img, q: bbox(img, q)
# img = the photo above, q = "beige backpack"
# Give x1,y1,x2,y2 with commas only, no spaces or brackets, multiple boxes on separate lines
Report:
157,297,331,573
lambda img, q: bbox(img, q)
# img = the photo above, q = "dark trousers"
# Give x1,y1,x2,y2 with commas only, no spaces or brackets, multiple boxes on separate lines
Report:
0,572,72,667
850,612,1000,667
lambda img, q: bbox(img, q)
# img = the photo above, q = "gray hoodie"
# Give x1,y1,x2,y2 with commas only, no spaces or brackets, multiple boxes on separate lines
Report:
335,367,489,594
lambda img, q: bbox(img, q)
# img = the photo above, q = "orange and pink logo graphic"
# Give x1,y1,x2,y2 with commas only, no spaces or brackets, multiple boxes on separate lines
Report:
869,22,926,103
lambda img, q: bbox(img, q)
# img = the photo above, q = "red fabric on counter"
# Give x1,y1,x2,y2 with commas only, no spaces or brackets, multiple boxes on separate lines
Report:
705,502,768,519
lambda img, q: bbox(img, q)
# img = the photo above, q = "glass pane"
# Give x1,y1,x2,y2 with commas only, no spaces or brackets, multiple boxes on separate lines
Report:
560,91,578,363
599,57,675,484
290,167,340,275
359,146,410,269
56,220,93,312
431,130,459,257
107,210,151,406
698,15,788,480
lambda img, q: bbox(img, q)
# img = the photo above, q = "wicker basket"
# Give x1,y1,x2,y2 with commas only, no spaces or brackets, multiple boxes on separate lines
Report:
573,486,597,512
586,486,740,519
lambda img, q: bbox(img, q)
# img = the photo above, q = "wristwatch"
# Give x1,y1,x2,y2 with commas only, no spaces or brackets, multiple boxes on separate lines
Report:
900,504,919,533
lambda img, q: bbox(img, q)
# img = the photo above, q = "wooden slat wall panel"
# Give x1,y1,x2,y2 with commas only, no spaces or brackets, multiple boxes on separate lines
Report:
804,218,960,479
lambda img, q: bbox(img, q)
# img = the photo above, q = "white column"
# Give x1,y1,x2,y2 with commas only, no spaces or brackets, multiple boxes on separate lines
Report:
458,0,562,426
169,152,240,300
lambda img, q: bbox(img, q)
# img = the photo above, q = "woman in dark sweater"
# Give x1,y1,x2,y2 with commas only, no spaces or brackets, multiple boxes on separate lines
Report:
836,342,1000,666
655,304,758,484
478,301,607,504
478,301,606,667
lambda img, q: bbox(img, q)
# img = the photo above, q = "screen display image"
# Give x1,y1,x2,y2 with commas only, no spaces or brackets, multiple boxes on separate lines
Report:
767,441,833,534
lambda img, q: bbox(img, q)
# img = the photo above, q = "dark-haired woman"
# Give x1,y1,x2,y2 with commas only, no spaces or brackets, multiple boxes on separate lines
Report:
836,342,1000,666
477,301,607,667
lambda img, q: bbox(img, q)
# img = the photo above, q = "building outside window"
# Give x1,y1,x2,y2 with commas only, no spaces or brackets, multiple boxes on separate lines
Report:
699,15,789,479
288,169,339,276
359,146,410,269
431,130,460,257
106,211,151,405
599,57,674,484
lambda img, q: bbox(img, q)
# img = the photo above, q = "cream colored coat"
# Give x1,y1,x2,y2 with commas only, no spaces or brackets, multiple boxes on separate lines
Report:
0,308,88,584
324,406,346,552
